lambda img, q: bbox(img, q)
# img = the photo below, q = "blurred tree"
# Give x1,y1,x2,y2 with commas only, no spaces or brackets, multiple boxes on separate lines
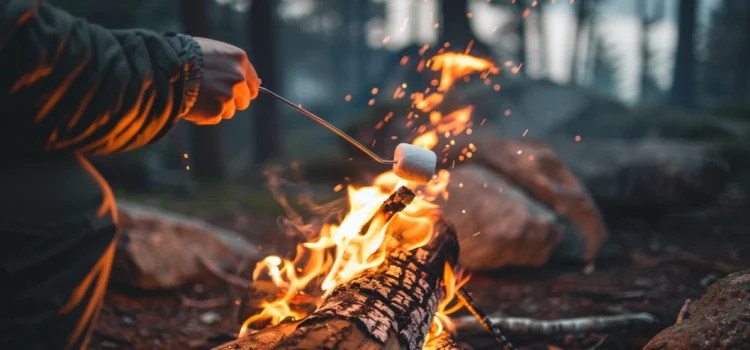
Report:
733,3,750,101
181,0,226,180
569,0,596,84
535,0,547,77
512,0,528,76
700,1,750,106
440,0,493,58
249,0,282,165
590,34,621,99
636,0,666,104
668,0,699,109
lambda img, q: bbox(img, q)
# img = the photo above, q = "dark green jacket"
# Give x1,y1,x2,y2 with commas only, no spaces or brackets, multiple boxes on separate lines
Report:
0,0,203,219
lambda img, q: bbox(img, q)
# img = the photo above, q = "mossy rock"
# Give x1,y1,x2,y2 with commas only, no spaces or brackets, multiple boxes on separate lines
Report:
553,106,747,141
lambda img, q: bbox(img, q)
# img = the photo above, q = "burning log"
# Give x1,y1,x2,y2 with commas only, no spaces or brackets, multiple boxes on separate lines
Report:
357,185,416,235
236,186,417,328
214,219,459,350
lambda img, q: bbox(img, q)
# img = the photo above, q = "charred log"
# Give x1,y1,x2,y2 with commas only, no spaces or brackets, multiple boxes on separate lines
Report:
214,220,459,350
236,186,417,327
358,186,416,235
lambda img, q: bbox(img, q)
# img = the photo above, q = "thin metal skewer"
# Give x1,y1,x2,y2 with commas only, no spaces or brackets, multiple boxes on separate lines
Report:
259,87,395,165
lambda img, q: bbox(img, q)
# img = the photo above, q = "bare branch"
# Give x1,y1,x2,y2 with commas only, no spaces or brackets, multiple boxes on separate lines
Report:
452,313,659,336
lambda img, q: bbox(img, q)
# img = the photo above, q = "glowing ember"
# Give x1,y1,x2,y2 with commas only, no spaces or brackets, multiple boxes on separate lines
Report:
243,52,498,345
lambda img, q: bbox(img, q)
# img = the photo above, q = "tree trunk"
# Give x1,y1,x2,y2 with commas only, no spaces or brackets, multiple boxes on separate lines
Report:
249,0,282,166
733,2,750,101
569,0,589,84
513,0,528,76
536,1,547,78
440,0,472,45
180,0,225,180
637,0,649,101
439,0,491,58
668,0,699,109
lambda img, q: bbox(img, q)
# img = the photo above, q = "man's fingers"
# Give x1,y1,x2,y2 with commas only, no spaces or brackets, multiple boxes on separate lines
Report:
185,114,222,125
221,101,237,120
242,59,261,100
234,82,251,111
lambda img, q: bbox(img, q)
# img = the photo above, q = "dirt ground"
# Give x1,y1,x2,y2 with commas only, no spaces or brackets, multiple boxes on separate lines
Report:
87,209,749,350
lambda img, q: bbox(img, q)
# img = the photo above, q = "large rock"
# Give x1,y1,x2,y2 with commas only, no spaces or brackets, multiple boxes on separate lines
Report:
644,269,750,350
443,164,566,270
469,139,609,262
112,201,261,290
549,139,731,211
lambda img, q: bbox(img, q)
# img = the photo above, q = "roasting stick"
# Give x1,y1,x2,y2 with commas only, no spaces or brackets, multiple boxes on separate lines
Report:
259,87,436,184
456,288,517,350
259,87,392,165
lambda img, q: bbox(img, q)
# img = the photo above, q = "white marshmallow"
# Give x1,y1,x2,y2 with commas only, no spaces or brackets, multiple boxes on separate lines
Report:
392,143,437,184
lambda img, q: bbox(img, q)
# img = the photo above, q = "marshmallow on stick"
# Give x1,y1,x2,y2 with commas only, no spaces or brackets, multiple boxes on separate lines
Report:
392,143,437,184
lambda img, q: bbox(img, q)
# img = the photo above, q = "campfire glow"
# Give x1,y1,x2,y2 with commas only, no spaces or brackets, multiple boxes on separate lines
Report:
241,50,499,346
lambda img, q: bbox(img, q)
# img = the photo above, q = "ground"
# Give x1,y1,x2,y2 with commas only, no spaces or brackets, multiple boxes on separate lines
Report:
87,203,748,350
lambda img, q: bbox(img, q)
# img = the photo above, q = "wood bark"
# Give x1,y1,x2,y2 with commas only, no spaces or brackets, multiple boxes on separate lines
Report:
215,219,459,350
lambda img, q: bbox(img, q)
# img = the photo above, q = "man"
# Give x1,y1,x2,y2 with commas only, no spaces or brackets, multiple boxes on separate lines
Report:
0,0,261,348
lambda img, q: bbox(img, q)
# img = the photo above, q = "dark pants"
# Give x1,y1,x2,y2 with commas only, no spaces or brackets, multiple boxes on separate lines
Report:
0,210,117,350
0,155,118,350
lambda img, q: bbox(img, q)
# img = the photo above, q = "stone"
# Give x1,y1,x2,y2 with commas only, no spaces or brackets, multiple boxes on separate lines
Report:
644,269,750,350
200,312,221,325
469,139,609,262
111,202,260,290
442,164,566,269
549,139,730,211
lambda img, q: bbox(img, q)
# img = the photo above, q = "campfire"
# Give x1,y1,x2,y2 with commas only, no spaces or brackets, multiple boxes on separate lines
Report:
228,50,503,350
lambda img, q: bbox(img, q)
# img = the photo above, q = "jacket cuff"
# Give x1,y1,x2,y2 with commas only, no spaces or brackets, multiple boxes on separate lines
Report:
162,32,203,118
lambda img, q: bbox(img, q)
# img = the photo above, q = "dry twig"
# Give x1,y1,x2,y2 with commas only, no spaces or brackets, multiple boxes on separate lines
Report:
452,312,658,336
197,255,252,289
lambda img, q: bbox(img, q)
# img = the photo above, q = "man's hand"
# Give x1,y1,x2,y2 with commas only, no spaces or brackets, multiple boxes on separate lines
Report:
183,37,261,125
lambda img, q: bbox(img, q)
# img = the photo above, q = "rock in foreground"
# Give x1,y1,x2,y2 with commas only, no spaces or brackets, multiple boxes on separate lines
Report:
111,201,259,290
644,269,750,350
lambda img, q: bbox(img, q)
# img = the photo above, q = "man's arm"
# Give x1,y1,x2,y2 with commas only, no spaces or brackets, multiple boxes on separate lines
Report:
0,0,202,155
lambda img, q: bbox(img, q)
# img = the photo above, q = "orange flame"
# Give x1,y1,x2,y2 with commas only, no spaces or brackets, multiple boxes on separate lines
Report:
243,52,498,345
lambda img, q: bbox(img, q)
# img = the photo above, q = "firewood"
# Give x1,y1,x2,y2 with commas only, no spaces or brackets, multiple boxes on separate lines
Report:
236,186,417,328
358,185,416,235
213,219,459,350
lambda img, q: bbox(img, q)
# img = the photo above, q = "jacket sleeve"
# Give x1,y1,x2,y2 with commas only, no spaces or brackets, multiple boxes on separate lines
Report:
0,0,203,155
